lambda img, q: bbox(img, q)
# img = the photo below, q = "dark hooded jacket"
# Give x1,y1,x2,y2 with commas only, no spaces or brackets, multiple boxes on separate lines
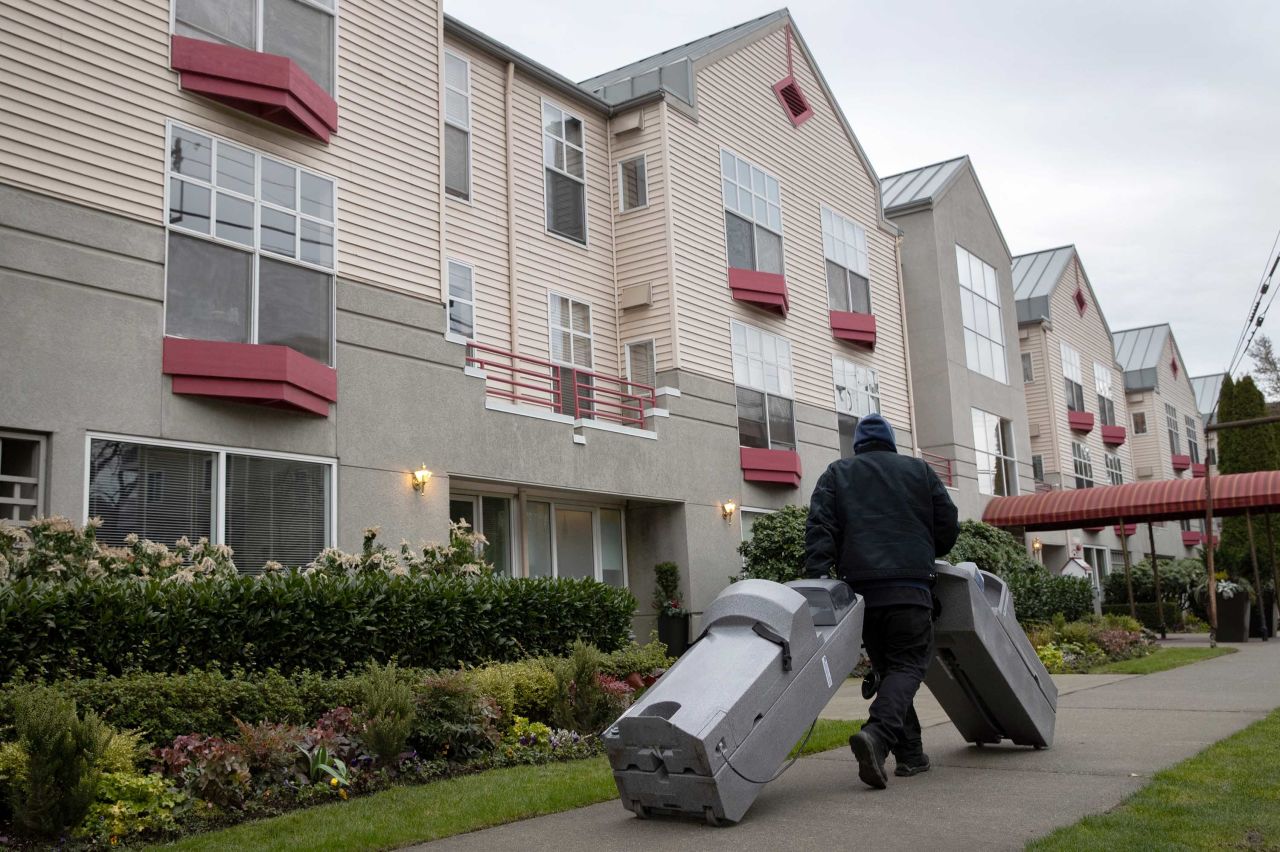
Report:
803,414,959,601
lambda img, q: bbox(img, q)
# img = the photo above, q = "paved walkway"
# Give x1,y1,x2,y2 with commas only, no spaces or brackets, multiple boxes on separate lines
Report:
417,636,1280,851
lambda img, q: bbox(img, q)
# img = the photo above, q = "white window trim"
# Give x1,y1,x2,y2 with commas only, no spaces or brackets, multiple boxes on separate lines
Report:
617,153,648,213
547,291,593,370
624,337,657,386
971,408,1018,497
83,432,337,554
162,120,339,365
169,0,341,100
720,147,785,273
445,258,476,344
450,490,519,577
525,499,628,585
1072,440,1094,488
1105,451,1124,486
958,243,1006,384
0,430,47,523
1022,352,1035,383
444,49,473,204
821,204,871,316
540,97,589,248
831,355,880,418
731,319,795,451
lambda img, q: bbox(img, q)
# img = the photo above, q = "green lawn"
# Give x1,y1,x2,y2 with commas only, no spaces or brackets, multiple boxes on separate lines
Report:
152,720,863,851
1089,645,1236,675
1029,706,1280,851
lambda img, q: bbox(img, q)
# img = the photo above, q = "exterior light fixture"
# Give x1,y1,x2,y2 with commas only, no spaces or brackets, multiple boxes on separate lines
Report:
721,500,738,521
1031,537,1043,553
412,465,432,494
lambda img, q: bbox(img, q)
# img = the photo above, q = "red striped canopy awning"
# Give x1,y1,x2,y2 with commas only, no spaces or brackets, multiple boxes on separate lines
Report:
983,471,1280,531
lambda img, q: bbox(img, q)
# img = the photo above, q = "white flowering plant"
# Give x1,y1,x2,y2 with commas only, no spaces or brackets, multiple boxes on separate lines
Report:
304,523,495,579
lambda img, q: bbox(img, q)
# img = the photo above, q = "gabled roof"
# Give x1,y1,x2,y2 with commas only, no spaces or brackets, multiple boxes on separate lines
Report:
580,10,788,106
1191,373,1227,422
1112,324,1174,393
880,157,968,212
880,155,1011,258
1012,246,1075,301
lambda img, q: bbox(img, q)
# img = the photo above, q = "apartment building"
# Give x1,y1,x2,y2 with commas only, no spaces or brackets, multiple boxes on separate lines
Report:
0,5,914,628
1113,325,1211,554
1013,246,1142,582
1191,372,1226,475
881,156,1033,520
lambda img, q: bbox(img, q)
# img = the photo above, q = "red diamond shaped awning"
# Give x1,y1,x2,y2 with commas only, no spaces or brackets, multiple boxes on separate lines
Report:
982,471,1280,531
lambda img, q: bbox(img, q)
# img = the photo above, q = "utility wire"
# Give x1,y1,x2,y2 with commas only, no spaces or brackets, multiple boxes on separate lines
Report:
1227,226,1280,376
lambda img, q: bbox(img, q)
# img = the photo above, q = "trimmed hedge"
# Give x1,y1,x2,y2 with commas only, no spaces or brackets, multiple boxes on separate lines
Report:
1004,567,1094,622
1102,602,1187,632
0,573,636,682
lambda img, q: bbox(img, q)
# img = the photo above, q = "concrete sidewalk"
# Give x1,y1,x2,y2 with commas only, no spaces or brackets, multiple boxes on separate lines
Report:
415,638,1280,852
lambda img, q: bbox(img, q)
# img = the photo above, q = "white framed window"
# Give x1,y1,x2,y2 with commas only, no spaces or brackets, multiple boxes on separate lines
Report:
721,149,783,274
1185,415,1201,464
444,50,471,201
549,293,593,417
1072,441,1094,489
732,320,795,450
449,492,516,577
543,101,586,244
1105,452,1124,485
625,339,657,391
173,0,338,94
958,245,1006,383
833,357,879,458
1165,403,1181,455
822,206,870,315
1032,454,1045,483
0,431,47,523
619,155,647,211
1060,343,1085,413
1022,352,1034,383
164,122,337,365
972,409,1017,496
86,433,335,570
445,260,475,340
523,499,626,588
1094,361,1116,426
1133,411,1148,434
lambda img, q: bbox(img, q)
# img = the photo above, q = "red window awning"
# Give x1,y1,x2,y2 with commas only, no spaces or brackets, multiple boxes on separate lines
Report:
982,471,1280,531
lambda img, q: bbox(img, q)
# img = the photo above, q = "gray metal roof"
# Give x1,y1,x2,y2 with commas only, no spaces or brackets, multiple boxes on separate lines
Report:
879,157,968,213
579,9,788,106
1012,246,1075,301
1113,324,1170,373
1191,373,1227,422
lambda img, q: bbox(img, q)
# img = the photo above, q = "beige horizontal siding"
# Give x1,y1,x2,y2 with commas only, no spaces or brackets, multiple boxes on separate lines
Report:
1126,332,1205,480
1,0,443,299
665,27,911,436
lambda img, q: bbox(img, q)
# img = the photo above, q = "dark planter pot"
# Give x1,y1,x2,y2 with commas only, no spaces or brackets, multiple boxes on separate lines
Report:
1249,590,1278,639
1216,592,1252,643
657,612,690,657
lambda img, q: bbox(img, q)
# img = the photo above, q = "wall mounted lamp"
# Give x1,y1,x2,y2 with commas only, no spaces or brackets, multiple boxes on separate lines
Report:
1031,537,1043,553
721,500,738,521
412,465,432,495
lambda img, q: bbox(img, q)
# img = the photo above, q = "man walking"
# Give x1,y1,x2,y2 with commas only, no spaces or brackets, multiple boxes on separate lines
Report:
804,413,959,789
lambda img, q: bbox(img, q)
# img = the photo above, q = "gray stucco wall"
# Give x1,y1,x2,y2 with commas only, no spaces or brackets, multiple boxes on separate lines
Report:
893,167,1034,522
0,183,857,625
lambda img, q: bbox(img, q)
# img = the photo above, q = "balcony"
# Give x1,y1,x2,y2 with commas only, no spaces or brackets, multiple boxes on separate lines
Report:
829,311,876,348
464,342,656,430
740,447,802,487
170,35,338,143
1101,424,1127,446
1192,463,1207,478
727,268,788,315
1171,454,1192,472
162,337,336,416
1182,530,1203,547
921,451,953,488
1067,410,1095,433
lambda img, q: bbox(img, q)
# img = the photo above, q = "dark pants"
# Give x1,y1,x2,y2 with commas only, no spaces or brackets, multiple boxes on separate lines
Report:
862,605,934,760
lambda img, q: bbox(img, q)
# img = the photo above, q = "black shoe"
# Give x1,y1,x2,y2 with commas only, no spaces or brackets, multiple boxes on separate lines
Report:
894,754,931,777
849,730,888,789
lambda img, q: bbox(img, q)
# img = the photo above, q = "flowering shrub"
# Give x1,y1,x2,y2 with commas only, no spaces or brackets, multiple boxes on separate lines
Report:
1025,614,1155,673
158,735,251,808
80,771,186,845
492,716,600,766
306,523,494,578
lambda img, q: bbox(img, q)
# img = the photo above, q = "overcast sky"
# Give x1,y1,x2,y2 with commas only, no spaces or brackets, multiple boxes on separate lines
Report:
454,0,1280,380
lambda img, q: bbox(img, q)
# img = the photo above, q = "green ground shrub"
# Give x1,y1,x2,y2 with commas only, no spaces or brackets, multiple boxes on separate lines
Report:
946,521,1093,622
736,505,808,582
357,664,417,765
1103,557,1205,607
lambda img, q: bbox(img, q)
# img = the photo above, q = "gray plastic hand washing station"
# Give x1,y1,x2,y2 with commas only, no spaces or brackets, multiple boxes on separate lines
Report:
925,560,1057,749
604,578,864,825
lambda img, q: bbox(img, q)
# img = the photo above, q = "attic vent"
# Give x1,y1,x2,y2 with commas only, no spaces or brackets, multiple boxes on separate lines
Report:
1074,286,1087,316
772,76,813,127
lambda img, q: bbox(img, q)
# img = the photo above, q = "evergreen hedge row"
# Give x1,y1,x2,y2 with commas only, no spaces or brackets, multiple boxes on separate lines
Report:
0,573,636,682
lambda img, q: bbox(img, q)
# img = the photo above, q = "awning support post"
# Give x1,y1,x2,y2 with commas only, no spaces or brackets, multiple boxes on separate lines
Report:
1268,515,1278,639
1147,523,1166,638
1204,456,1218,647
1247,510,1267,642
1120,518,1136,620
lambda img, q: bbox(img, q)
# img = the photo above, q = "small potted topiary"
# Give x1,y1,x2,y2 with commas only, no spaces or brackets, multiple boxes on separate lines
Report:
653,562,690,656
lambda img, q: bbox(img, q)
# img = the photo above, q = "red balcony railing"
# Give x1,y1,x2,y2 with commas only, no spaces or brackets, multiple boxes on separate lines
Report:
465,342,656,429
921,451,953,487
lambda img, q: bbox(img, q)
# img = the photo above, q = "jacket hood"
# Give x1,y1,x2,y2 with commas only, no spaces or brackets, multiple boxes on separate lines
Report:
853,414,897,453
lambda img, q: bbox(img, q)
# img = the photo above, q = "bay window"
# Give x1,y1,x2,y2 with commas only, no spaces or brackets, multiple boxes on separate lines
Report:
173,0,337,94
822,207,870,314
722,150,783,274
732,321,795,450
165,124,336,365
543,102,586,243
1061,343,1086,412
87,435,333,570
833,357,879,458
958,245,1006,383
